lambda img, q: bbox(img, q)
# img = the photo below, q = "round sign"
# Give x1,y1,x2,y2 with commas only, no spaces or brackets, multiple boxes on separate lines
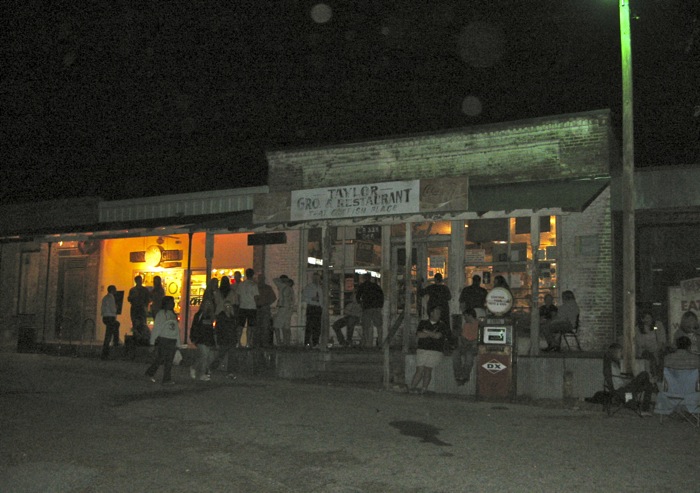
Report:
145,245,163,268
485,287,513,316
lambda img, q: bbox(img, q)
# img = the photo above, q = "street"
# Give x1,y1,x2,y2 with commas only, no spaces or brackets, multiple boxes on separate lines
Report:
0,350,697,492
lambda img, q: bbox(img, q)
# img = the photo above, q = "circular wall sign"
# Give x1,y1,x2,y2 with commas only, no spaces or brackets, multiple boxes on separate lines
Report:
145,245,163,268
485,287,513,316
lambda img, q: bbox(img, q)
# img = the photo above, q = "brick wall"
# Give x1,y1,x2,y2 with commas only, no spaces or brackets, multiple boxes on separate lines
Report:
255,230,302,328
559,188,614,351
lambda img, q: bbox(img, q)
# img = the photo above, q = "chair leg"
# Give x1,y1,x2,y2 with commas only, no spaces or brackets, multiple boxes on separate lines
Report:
573,334,582,351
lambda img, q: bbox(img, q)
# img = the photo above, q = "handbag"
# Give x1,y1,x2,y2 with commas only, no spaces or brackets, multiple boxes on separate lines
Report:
173,349,183,366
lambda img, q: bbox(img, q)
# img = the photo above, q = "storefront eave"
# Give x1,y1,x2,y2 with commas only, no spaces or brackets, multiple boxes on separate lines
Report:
252,207,578,232
469,177,609,214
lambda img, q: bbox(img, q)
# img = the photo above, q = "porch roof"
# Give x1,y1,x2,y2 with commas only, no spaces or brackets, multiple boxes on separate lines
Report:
469,177,610,214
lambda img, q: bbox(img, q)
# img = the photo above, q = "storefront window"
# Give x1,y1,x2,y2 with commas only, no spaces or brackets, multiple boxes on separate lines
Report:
312,226,383,316
464,216,558,328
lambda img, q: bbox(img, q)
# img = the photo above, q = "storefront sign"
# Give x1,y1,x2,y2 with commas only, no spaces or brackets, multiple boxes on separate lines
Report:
669,278,700,334
247,232,287,245
482,359,507,374
465,249,485,263
356,225,381,241
291,180,420,221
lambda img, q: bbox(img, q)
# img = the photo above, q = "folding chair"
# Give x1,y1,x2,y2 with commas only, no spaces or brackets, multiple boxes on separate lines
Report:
654,367,700,427
560,315,582,351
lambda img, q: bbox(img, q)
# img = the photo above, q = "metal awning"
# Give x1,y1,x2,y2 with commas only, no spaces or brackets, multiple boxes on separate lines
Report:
190,210,254,232
469,178,610,214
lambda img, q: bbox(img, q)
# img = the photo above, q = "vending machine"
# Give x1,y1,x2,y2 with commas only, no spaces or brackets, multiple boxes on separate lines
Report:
476,287,516,400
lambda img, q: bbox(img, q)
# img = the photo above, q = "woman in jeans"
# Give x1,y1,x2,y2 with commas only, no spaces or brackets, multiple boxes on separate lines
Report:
191,278,217,381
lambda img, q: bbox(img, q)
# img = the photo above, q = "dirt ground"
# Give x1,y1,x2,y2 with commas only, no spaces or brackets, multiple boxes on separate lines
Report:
1,349,698,493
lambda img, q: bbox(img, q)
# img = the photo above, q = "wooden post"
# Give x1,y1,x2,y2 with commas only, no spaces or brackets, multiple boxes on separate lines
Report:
529,215,541,356
321,223,331,351
403,223,413,353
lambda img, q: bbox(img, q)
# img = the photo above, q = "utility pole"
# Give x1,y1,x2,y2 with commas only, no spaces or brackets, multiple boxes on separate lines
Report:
619,0,636,373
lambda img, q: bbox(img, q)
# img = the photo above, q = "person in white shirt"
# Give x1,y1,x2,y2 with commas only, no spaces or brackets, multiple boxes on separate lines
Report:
145,296,182,385
100,285,120,360
273,275,295,346
237,268,260,347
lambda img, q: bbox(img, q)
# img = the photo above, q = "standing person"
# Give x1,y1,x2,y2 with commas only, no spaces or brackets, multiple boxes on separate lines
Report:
127,275,151,343
418,273,452,327
230,271,243,346
332,297,362,347
150,275,165,320
459,275,488,318
542,290,580,352
302,273,323,348
190,278,217,381
209,276,237,374
452,308,479,385
636,309,668,380
256,273,277,348
100,285,121,360
409,306,449,394
145,296,182,385
356,273,385,348
237,268,260,348
273,275,295,346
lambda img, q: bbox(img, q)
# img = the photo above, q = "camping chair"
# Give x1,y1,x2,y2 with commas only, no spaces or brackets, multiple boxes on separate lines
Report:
654,367,700,427
560,315,582,351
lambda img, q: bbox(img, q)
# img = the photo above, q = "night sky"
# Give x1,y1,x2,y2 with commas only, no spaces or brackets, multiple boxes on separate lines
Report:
2,0,698,204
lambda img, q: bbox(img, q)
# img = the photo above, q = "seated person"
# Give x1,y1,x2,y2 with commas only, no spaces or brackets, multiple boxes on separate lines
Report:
603,342,655,416
664,336,700,370
542,290,579,352
332,300,362,347
539,294,558,324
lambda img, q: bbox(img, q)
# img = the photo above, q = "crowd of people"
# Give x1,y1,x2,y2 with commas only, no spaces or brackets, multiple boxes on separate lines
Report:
100,269,700,392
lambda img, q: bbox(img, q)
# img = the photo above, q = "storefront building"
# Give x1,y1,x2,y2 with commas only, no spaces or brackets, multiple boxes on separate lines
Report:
0,109,618,355
0,188,270,347
255,109,615,352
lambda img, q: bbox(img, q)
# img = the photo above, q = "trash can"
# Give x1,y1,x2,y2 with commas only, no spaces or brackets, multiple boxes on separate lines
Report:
476,287,516,400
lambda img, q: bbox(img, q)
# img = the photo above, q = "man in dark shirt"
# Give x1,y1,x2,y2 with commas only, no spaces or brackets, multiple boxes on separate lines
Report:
127,275,150,342
355,273,384,348
419,273,452,328
459,275,488,318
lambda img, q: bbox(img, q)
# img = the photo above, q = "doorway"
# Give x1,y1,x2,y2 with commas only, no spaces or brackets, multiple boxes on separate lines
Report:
55,257,87,340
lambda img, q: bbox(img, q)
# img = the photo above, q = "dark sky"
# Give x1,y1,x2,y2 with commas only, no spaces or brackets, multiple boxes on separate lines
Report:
2,0,698,204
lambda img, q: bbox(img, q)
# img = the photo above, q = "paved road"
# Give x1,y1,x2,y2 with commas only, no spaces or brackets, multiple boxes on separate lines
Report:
0,351,697,492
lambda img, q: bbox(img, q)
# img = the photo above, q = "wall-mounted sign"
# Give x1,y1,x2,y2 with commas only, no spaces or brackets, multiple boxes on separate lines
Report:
291,180,420,221
248,232,287,246
356,225,381,241
130,248,183,266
